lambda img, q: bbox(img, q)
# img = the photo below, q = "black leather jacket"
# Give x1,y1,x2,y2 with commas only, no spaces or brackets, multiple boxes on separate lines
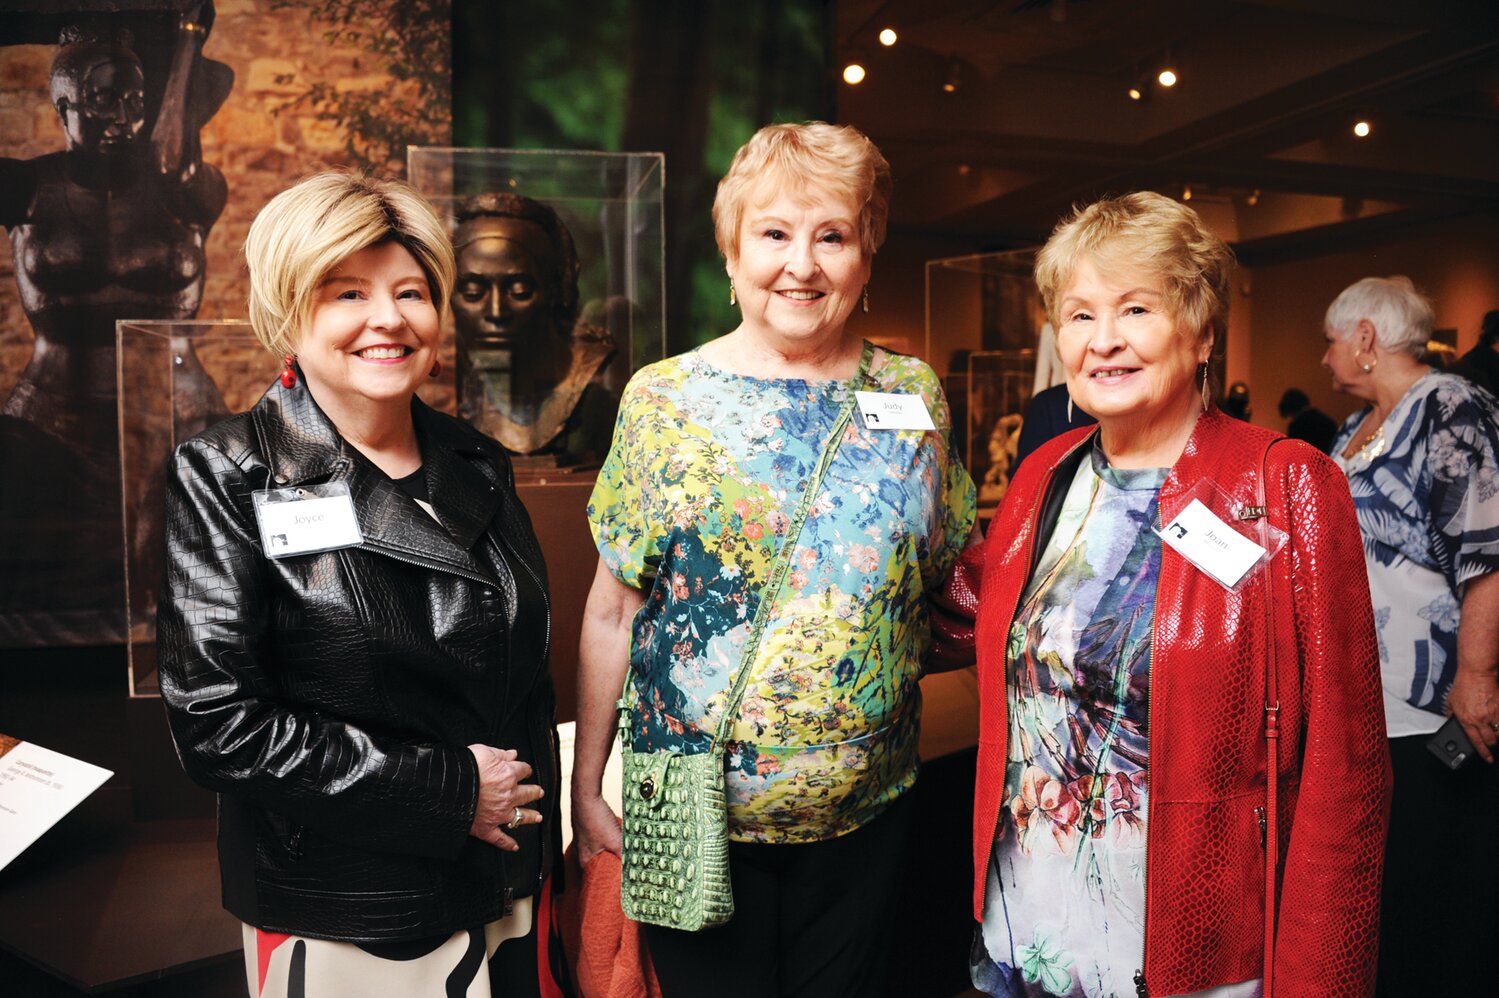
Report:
158,376,557,942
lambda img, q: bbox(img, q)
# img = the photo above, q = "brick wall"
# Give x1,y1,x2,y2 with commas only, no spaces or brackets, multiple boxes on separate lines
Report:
0,0,454,411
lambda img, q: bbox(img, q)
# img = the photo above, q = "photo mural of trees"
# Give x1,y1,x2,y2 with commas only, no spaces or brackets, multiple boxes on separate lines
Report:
454,0,833,353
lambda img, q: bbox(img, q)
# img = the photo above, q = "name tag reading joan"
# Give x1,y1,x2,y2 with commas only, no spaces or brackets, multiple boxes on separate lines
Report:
854,391,936,431
1159,499,1267,589
252,483,363,558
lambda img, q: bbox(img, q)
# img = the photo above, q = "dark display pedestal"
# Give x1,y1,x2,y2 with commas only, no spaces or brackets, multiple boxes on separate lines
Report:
0,647,239,995
514,478,599,723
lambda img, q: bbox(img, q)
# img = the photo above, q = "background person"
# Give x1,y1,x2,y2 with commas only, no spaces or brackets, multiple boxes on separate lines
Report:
1321,275,1499,997
962,192,1389,997
158,173,558,997
570,121,976,998
1443,308,1499,397
1275,387,1338,454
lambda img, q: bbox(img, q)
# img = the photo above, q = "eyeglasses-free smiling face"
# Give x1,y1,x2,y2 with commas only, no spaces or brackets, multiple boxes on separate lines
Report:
294,240,440,412
729,190,871,352
1057,255,1211,436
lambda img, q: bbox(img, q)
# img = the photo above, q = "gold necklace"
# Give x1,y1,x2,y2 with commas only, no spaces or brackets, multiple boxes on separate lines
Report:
1349,413,1387,462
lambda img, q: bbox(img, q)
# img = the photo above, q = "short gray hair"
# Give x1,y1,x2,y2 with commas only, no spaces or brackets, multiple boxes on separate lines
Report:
1325,276,1433,357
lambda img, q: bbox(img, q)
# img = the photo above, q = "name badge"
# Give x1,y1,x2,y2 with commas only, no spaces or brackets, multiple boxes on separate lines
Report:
1159,498,1267,589
854,391,936,431
252,482,363,558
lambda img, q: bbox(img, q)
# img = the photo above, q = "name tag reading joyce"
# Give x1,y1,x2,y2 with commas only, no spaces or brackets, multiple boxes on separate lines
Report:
854,391,936,431
1160,498,1267,589
252,483,363,558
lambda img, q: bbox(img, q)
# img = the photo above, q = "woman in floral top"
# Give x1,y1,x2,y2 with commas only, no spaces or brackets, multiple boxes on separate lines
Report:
1322,276,1499,997
569,122,975,998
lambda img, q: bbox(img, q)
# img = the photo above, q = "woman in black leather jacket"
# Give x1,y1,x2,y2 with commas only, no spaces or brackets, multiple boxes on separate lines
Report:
158,172,558,997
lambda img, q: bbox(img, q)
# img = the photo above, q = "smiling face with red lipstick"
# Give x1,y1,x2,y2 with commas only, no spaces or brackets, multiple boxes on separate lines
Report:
295,240,440,416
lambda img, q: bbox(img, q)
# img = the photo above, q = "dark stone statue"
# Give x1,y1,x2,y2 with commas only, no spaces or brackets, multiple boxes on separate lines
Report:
451,193,617,472
0,5,231,644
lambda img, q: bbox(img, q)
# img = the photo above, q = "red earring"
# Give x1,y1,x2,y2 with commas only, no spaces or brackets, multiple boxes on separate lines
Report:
280,354,297,388
429,359,441,379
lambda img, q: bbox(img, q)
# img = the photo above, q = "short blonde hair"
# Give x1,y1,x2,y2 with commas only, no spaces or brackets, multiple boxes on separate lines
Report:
1035,191,1235,347
1325,276,1433,356
712,122,891,265
244,172,456,357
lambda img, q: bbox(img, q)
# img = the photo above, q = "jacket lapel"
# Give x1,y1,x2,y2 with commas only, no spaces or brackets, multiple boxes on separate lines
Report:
252,378,502,582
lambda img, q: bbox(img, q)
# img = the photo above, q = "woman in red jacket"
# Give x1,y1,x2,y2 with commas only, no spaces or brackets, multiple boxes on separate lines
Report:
959,192,1390,997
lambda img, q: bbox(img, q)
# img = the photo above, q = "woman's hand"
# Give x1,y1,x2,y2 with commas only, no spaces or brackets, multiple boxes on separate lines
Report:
572,792,623,867
1447,668,1499,764
467,744,546,850
1454,571,1499,764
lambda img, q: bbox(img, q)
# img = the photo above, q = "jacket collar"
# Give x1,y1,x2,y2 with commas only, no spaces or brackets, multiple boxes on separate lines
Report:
250,376,504,575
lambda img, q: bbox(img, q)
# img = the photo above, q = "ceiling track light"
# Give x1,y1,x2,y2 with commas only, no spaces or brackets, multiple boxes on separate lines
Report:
943,58,961,93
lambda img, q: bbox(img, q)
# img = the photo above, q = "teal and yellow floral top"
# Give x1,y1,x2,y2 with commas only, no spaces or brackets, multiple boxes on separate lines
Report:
589,344,976,843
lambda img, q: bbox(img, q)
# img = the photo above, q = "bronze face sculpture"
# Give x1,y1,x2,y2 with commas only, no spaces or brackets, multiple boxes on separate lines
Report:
451,193,615,467
0,16,230,643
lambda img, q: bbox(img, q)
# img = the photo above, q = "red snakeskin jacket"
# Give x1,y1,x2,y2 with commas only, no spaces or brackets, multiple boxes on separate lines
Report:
958,408,1391,996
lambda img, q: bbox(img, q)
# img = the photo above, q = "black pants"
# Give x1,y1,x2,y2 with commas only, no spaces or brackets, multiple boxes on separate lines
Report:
644,791,915,998
1375,734,1499,997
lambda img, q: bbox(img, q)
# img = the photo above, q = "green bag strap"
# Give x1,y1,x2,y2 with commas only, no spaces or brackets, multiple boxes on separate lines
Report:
617,341,878,748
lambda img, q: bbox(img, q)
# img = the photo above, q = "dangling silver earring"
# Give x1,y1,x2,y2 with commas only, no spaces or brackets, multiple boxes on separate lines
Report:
1199,363,1211,412
862,286,870,313
1066,394,1074,423
729,282,736,307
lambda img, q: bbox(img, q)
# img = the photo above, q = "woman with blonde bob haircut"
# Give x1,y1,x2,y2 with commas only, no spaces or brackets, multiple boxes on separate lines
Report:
573,122,975,997
159,171,559,996
942,191,1390,996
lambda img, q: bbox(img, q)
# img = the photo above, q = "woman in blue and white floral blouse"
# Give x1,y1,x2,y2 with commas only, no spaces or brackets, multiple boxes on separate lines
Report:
1322,275,1499,997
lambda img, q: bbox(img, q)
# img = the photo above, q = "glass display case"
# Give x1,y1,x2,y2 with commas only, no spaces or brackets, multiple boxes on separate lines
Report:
925,250,1046,515
119,319,276,697
408,147,666,481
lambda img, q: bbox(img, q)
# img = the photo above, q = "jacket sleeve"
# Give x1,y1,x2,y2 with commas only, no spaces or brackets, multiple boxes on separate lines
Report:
156,437,480,860
1273,447,1392,995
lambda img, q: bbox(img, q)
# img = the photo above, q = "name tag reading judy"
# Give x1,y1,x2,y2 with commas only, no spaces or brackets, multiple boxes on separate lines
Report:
1159,498,1267,589
252,483,363,558
854,391,936,431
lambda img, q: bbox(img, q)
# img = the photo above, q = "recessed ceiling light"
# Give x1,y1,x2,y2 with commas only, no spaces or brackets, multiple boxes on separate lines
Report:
879,27,897,46
1157,68,1178,88
843,63,867,85
1128,86,1143,101
1353,119,1371,138
1182,183,1193,201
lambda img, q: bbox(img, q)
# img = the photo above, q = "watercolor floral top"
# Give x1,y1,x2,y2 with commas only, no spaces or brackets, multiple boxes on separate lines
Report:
972,445,1259,998
1331,371,1499,738
589,344,976,843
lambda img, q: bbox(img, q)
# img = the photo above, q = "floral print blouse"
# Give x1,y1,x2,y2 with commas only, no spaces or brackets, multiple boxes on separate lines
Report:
588,344,976,843
972,444,1260,998
1331,371,1499,737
